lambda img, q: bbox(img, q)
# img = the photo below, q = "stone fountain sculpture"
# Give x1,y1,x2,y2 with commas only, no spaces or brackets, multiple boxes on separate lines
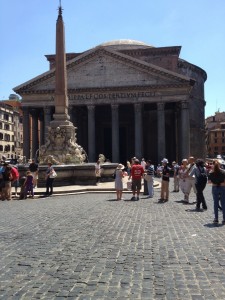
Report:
39,126,86,165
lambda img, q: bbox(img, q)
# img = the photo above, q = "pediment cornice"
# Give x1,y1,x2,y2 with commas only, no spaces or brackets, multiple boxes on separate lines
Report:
14,46,192,94
17,82,191,96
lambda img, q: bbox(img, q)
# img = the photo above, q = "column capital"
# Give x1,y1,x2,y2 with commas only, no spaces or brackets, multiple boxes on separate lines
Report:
181,100,189,110
134,103,142,113
111,103,119,110
87,105,95,112
44,106,52,114
157,102,165,111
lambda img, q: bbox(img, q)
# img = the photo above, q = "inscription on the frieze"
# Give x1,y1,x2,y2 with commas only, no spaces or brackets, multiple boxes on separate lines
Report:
50,91,156,102
68,91,155,101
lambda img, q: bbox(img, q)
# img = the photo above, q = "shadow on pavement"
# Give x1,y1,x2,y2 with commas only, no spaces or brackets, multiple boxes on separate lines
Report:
185,208,204,212
204,223,224,228
107,199,120,201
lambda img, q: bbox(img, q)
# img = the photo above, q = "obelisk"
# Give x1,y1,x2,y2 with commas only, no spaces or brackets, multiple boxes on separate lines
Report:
38,3,86,164
51,2,71,127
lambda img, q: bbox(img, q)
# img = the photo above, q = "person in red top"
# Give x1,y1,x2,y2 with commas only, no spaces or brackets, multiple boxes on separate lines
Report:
129,159,144,201
11,165,19,198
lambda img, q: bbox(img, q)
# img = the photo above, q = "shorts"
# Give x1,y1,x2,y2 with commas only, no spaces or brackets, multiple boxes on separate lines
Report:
132,178,142,191
31,172,38,180
12,179,19,188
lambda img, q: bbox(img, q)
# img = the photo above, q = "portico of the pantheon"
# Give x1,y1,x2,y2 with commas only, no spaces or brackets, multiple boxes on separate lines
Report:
14,39,207,164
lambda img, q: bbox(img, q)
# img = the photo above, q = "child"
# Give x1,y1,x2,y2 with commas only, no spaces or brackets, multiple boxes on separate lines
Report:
24,171,34,199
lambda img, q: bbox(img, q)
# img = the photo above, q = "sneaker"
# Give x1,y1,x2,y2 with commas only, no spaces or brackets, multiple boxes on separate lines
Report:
131,196,136,201
213,219,219,224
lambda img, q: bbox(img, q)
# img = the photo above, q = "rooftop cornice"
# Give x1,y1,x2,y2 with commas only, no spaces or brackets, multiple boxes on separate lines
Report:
119,46,181,57
178,59,207,81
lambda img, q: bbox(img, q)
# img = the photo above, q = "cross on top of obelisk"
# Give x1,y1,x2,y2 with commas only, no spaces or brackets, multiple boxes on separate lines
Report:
58,0,63,15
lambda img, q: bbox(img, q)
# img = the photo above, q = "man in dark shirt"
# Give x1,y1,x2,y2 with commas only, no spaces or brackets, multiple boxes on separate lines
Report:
29,159,39,188
160,158,171,202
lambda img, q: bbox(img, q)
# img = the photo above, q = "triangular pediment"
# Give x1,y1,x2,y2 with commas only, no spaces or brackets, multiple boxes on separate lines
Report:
14,46,192,94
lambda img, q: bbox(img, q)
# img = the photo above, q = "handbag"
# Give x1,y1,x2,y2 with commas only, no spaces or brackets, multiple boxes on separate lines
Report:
50,170,57,178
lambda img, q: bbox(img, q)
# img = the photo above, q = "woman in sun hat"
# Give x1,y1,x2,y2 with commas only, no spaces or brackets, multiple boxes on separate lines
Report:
115,163,125,200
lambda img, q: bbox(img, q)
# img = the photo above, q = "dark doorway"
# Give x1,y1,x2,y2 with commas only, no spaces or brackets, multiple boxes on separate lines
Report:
119,126,127,164
103,127,112,161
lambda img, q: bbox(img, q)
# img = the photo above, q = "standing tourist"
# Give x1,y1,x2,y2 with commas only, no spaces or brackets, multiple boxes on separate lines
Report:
190,158,208,211
126,161,131,176
141,158,146,170
0,163,4,199
11,165,20,198
114,163,125,200
187,156,197,197
95,160,101,184
29,159,39,188
172,161,180,192
129,159,144,201
1,164,13,201
44,163,56,196
179,159,190,203
145,160,155,198
160,158,171,202
23,171,34,199
208,160,225,224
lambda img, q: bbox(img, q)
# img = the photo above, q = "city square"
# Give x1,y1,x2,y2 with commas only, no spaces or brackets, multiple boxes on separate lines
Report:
0,181,225,299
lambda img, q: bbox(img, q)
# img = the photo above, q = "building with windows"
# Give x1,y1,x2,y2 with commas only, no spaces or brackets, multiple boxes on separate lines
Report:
0,100,23,160
206,111,225,158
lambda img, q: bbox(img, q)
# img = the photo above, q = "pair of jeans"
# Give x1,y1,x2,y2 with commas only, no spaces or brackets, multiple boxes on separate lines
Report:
195,182,207,209
147,178,154,197
46,177,54,195
212,186,225,221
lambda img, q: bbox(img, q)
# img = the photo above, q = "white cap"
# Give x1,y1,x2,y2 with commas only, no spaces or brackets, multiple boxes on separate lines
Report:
161,158,168,164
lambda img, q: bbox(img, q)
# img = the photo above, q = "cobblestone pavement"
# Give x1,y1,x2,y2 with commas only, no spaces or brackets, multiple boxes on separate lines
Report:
1,182,225,300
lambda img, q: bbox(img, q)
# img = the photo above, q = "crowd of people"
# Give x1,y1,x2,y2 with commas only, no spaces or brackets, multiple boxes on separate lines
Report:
1,155,225,224
111,156,225,224
0,159,57,200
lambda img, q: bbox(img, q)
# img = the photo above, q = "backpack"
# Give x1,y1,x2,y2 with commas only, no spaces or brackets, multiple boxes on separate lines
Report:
208,171,225,186
196,167,207,185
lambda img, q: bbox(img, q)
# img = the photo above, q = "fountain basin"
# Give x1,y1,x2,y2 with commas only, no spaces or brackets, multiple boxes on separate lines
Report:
18,163,118,187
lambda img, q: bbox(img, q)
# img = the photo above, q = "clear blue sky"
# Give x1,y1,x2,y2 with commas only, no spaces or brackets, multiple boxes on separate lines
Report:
1,0,225,117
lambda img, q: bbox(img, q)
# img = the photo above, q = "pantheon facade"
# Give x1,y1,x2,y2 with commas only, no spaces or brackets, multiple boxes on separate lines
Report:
14,40,207,164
